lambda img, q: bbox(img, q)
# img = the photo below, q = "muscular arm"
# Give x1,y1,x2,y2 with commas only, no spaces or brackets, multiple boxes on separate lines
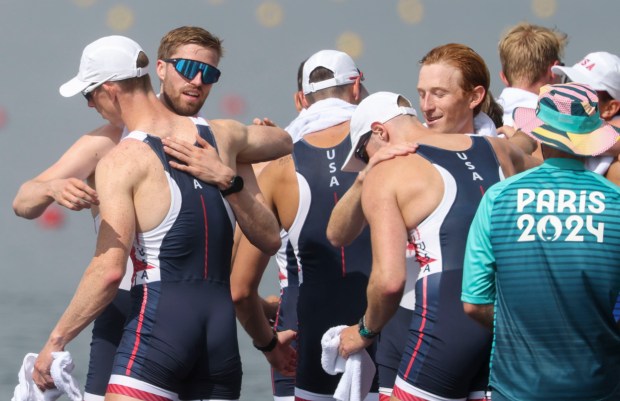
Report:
488,136,541,177
210,119,293,164
13,124,121,219
231,161,296,376
327,143,418,247
338,165,407,357
32,145,137,390
227,163,281,255
326,175,366,247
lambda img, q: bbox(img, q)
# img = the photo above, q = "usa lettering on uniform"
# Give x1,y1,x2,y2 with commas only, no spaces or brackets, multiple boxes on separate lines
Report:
326,149,340,188
456,152,484,181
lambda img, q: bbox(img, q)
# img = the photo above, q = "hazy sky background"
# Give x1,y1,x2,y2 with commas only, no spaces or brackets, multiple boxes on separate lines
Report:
1,0,619,398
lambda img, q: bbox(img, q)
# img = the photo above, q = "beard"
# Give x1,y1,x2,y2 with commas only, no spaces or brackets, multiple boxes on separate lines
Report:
161,88,205,117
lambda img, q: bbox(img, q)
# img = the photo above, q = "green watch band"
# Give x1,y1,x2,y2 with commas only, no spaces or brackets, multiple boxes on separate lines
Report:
358,315,379,339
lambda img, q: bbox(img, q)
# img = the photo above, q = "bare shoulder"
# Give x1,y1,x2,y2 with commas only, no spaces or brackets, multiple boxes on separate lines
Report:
97,137,151,180
363,154,440,226
366,154,432,187
259,154,295,184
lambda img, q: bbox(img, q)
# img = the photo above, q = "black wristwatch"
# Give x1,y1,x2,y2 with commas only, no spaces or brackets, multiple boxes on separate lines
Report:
253,330,278,352
358,315,380,339
220,175,244,197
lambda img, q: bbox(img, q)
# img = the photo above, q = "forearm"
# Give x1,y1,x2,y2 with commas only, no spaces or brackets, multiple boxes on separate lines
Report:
509,130,538,156
47,262,122,348
227,190,280,255
13,180,54,219
235,290,277,347
363,271,404,334
326,176,366,247
231,240,276,347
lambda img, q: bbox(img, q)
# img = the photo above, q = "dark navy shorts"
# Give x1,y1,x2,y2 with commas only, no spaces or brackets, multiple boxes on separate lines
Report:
295,276,378,396
397,272,491,399
376,305,413,396
109,280,242,400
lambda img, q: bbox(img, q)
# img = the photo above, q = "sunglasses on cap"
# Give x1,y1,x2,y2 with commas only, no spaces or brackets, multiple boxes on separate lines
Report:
354,131,373,164
163,58,221,85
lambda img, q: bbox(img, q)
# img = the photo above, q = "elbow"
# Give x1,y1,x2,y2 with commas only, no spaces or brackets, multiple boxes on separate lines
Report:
260,229,282,256
463,302,477,318
264,237,281,256
281,134,293,156
326,227,350,248
104,268,125,289
374,273,405,300
12,200,36,220
231,284,254,306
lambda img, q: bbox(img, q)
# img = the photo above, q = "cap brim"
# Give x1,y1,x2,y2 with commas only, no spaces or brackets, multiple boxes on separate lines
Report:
551,65,605,91
341,146,366,172
513,106,620,156
59,76,90,98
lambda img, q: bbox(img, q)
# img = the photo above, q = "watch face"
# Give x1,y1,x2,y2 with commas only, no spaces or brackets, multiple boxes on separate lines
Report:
221,175,244,196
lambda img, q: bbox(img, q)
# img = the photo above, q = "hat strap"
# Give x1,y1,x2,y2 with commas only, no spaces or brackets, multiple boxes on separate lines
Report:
537,104,603,134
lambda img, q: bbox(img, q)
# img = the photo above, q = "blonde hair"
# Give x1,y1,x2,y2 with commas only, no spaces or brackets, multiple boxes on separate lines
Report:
499,22,568,86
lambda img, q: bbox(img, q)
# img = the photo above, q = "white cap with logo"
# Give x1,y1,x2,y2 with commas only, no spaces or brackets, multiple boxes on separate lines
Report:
552,51,620,100
302,49,363,95
341,91,417,173
59,35,149,97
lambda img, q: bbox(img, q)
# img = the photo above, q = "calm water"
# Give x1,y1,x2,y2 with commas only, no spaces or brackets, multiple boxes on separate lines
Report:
0,210,279,401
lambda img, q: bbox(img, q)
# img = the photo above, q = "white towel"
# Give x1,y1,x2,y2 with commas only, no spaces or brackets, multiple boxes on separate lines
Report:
12,352,82,401
321,325,376,401
472,112,498,137
285,98,356,142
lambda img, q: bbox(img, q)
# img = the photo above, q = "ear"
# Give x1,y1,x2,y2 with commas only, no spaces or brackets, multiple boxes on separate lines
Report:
499,70,510,87
101,82,119,101
469,85,485,110
371,122,388,142
352,76,362,103
293,91,304,112
549,60,563,83
600,99,620,120
156,59,167,82
300,92,310,109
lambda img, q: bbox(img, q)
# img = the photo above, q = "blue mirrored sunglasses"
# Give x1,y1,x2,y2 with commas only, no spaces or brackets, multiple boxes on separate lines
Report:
163,58,221,85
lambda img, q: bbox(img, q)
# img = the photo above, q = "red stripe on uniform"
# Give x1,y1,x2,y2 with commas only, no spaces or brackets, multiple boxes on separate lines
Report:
126,284,148,375
201,194,208,279
333,191,346,277
403,275,428,379
392,384,429,401
479,185,485,196
107,383,173,401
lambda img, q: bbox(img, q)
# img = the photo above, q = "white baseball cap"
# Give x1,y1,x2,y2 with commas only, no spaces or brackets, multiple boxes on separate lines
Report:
59,35,149,97
552,52,620,100
341,91,417,173
302,49,363,95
